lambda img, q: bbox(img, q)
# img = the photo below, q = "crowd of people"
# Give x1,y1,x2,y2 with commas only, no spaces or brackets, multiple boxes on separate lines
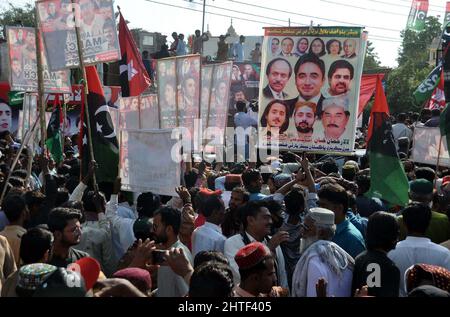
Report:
0,105,449,298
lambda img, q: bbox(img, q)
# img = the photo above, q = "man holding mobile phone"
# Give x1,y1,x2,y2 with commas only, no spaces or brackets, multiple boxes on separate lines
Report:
153,206,193,297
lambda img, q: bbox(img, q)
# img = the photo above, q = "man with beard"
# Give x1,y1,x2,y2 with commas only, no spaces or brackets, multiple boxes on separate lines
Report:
321,96,351,141
327,60,354,97
222,187,250,238
263,58,292,100
153,206,193,297
292,101,316,142
292,207,354,297
224,201,288,288
47,208,90,268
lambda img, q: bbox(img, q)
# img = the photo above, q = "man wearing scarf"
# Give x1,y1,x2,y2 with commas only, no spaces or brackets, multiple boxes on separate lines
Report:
292,208,354,297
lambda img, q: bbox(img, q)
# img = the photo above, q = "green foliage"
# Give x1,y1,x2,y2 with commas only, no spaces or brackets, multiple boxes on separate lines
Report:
363,41,381,72
386,16,442,114
0,2,36,39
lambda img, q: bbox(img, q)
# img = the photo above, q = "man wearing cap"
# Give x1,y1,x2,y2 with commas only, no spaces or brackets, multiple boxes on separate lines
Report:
321,96,351,140
224,201,288,289
292,207,354,297
397,179,450,244
292,101,316,142
233,242,277,297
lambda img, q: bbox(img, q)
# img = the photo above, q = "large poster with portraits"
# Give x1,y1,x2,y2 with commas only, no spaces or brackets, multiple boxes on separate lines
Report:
201,65,213,125
119,129,180,196
258,27,366,153
6,27,71,93
412,126,450,167
157,55,201,138
36,0,120,72
228,62,260,128
118,94,159,131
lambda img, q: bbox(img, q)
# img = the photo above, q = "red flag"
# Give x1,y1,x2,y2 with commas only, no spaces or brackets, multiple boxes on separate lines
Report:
427,68,446,110
367,75,389,143
118,11,151,97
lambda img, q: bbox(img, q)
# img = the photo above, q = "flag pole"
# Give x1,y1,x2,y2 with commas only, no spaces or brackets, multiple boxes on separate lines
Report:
71,0,98,192
35,13,47,190
435,135,444,187
0,120,39,205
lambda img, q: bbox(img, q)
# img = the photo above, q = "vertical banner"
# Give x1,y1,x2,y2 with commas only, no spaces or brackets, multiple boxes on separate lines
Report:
6,27,71,92
176,55,201,139
258,27,365,153
21,93,38,139
140,94,159,129
120,129,180,196
119,96,140,130
412,126,450,167
200,64,213,125
228,62,260,128
407,0,429,32
157,58,177,128
207,62,233,138
36,0,120,71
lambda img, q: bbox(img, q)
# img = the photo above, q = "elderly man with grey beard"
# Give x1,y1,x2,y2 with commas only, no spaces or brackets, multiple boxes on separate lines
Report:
292,208,354,297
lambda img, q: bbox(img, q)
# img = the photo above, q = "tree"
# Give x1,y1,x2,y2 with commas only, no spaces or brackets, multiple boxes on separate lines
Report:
0,2,35,40
363,41,381,72
386,16,442,114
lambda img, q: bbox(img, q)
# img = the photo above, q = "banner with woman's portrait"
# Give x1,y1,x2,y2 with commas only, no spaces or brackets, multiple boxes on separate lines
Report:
7,27,71,93
258,27,366,153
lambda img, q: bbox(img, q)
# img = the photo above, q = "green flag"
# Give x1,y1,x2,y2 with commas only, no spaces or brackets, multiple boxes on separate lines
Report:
413,63,442,105
45,106,63,165
367,76,409,207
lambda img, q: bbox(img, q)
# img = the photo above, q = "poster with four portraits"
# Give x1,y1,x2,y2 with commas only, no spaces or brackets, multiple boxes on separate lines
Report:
36,0,120,71
6,27,71,93
259,27,366,153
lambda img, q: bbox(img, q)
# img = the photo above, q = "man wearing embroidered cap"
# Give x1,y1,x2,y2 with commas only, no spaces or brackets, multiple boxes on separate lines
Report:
233,242,276,297
321,96,350,140
292,207,354,297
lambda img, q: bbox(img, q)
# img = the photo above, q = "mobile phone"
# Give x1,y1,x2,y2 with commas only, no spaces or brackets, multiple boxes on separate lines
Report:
152,249,167,264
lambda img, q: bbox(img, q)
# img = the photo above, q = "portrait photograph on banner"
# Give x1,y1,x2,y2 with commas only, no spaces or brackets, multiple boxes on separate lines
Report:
119,96,140,130
140,94,159,129
228,62,260,128
200,64,213,125
176,55,201,138
6,26,71,93
36,0,120,71
258,27,366,153
119,129,180,196
157,58,177,129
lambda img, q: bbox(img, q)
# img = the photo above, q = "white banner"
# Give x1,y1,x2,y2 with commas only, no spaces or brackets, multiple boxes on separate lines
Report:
120,129,180,196
412,126,450,167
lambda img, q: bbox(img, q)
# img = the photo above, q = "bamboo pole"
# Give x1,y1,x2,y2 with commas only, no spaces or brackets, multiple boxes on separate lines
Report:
71,0,98,192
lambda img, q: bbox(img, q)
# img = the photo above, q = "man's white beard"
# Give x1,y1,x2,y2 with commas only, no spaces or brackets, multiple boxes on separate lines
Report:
299,235,319,254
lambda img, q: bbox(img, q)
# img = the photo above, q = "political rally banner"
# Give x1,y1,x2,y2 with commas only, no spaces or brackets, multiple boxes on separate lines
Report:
406,0,429,32
140,94,159,129
258,27,366,153
201,65,213,125
119,129,180,196
20,93,38,139
157,58,177,129
445,2,450,24
412,126,450,167
6,27,71,93
36,0,120,72
228,62,260,128
119,96,140,130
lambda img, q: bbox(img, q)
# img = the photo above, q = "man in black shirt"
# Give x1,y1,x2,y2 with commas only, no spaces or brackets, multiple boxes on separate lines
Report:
47,208,89,268
352,211,400,297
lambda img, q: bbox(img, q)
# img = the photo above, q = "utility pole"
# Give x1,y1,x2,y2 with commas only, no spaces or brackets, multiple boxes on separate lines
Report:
202,0,206,34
